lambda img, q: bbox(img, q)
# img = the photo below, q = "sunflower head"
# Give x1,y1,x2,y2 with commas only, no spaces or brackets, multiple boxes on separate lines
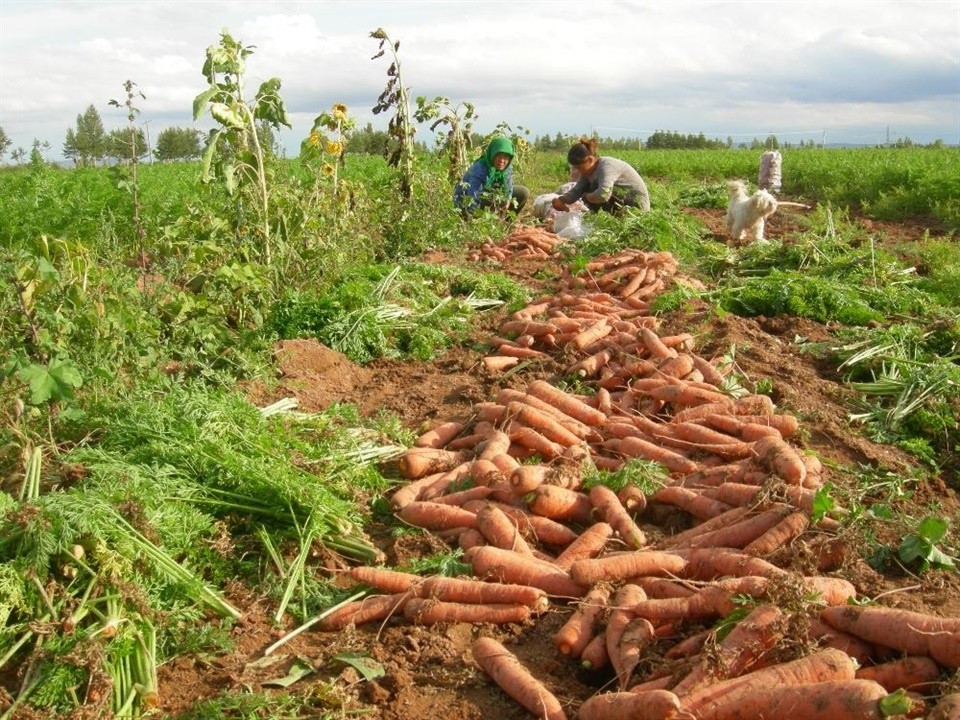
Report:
325,140,343,156
321,163,335,177
332,103,348,121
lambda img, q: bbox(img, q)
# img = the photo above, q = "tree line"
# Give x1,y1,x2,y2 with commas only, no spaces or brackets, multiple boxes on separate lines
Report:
0,109,948,169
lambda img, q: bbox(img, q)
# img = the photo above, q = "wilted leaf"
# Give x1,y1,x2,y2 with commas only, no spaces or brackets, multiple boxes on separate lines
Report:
262,658,314,688
332,652,384,682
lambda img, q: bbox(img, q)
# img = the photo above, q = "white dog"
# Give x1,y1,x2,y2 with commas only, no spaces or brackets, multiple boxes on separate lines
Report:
725,179,809,244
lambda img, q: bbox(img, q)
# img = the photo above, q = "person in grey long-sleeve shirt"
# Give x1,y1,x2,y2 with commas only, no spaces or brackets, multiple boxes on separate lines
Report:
552,137,650,214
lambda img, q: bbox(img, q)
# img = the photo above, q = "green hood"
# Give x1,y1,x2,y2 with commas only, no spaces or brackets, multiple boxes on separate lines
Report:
481,136,514,194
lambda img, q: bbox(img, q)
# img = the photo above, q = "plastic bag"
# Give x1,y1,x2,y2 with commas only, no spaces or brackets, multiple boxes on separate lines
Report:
554,211,589,240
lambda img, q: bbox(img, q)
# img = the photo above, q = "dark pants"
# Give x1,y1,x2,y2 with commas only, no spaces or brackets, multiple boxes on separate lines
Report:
585,188,649,215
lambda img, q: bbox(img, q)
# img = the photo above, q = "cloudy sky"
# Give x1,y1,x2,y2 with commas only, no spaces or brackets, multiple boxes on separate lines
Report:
1,0,958,162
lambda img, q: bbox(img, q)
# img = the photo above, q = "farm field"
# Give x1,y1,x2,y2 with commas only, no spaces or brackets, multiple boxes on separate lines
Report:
2,143,959,719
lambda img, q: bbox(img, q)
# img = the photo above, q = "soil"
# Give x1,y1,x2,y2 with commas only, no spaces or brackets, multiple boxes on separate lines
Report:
159,206,960,719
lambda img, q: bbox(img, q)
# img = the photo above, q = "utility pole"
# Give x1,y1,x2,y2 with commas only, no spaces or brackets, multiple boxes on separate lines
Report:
142,119,153,163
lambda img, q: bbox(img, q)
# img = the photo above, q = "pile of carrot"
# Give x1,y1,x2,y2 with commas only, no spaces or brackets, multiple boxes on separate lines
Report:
466,226,567,263
322,243,958,720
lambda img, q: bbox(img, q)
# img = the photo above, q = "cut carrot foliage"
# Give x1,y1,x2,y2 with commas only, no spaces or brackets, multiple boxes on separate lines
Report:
472,636,567,720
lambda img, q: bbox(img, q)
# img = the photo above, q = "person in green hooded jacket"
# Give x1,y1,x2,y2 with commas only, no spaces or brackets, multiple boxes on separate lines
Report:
454,136,529,218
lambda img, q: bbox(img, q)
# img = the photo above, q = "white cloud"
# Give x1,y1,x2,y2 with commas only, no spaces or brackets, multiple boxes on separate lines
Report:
1,0,957,162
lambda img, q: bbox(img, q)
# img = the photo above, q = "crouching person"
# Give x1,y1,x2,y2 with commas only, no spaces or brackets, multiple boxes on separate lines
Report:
454,136,529,219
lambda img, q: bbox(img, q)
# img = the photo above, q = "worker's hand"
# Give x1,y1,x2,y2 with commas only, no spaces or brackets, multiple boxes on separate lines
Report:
551,197,568,211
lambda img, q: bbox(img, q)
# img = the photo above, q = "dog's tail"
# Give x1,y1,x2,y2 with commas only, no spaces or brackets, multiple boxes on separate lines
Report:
777,201,812,209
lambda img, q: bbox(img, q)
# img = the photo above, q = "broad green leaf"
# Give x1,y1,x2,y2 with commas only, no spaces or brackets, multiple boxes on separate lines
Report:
262,658,314,688
917,515,949,543
192,87,218,121
332,652,384,682
200,129,221,183
19,358,84,405
209,102,245,130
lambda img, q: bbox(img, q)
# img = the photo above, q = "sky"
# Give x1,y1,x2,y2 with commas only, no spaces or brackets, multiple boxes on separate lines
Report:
1,0,958,163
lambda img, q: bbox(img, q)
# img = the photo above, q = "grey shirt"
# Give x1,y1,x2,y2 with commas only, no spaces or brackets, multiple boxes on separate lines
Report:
558,156,650,210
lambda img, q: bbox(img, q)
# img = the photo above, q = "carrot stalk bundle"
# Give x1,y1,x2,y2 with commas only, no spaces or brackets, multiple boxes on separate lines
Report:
472,636,567,720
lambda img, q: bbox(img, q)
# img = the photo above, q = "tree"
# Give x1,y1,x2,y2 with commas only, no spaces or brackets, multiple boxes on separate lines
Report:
153,127,202,161
105,128,148,162
63,104,107,166
0,126,11,162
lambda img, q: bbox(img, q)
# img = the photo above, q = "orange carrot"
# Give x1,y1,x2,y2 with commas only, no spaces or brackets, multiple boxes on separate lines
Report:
506,401,583,447
457,528,487,552
616,616,657,689
695,482,765,509
820,605,960,668
528,484,594,524
648,384,733,409
656,353,695,380
855,655,941,692
414,575,547,609
699,679,891,720
630,585,737,622
679,647,858,716
405,598,533,625
414,420,466,449
553,522,615,571
616,484,647,515
691,355,728,387
672,401,740,424
569,550,687,587
510,464,551,495
472,636,566,720
526,380,609,427
572,320,614,351
398,447,469,480
579,690,682,720
616,436,699,475
389,470,452,509
806,618,876,665
589,485,646,549
669,422,754,459
477,429,513,461
467,545,586,598
664,627,712,659
475,502,536,556
752,435,807,484
316,591,411,631
671,604,784,696
508,423,566,459
432,484,494,507
632,577,696,600
498,388,599,441
499,319,560,337
743,510,810,555
483,355,521,372
580,633,610,671
732,394,776,415
674,548,788,580
652,485,735,521
732,413,799,438
640,327,678,360
606,584,647,688
659,505,752,548
676,507,788,551
396,500,478,532
555,585,611,657
472,501,579,547
348,566,421,594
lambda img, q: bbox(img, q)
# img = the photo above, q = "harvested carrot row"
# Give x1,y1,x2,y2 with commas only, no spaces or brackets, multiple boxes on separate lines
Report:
555,585,611,658
472,636,567,720
316,591,411,631
568,550,687,587
467,545,586,598
588,485,646,549
819,605,960,668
